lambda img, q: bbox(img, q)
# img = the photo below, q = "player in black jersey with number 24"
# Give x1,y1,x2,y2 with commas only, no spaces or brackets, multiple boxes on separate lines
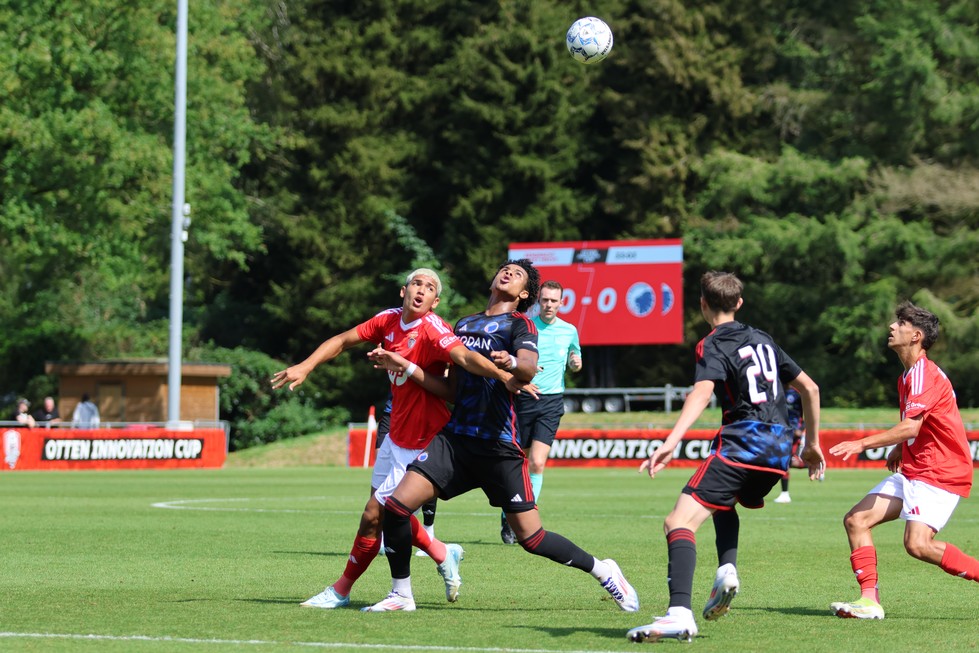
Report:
627,271,824,643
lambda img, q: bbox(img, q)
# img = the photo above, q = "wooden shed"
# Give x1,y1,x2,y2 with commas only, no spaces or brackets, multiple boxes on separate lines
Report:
45,360,232,424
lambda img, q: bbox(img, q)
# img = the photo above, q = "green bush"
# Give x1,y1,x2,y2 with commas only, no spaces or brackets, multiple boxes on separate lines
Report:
187,344,350,450
231,400,347,451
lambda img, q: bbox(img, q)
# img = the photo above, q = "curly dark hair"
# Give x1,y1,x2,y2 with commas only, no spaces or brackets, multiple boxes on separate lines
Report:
499,258,540,312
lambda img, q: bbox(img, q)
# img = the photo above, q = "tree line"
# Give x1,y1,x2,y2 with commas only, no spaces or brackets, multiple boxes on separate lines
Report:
2,0,977,447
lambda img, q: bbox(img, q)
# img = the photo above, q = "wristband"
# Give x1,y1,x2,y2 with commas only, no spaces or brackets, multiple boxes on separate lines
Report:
509,354,517,370
405,362,418,377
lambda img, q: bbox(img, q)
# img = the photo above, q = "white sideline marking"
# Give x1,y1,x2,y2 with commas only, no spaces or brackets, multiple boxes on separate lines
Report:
150,497,499,517
151,497,355,515
0,632,621,653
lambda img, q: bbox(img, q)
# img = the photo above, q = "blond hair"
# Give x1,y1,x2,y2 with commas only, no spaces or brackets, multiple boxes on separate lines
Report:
405,268,443,296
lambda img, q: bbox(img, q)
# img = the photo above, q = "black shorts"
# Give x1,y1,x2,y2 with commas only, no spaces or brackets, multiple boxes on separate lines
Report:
515,393,564,449
408,432,536,513
682,455,783,510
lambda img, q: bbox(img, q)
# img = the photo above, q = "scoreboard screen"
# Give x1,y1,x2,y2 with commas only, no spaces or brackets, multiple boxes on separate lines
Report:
508,239,683,345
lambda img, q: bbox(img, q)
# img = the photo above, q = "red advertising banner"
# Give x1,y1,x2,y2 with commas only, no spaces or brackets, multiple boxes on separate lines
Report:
546,429,979,469
1,427,227,471
349,428,378,469
346,427,979,469
508,239,683,345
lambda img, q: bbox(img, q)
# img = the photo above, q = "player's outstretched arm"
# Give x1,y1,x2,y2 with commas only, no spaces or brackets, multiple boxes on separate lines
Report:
790,371,824,480
828,415,922,461
454,347,510,383
452,347,539,397
271,327,363,391
489,349,538,382
640,380,714,478
367,347,454,401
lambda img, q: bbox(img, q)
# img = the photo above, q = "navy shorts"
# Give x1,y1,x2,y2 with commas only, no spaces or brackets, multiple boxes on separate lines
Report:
682,455,783,510
515,393,565,449
375,409,390,449
408,432,536,513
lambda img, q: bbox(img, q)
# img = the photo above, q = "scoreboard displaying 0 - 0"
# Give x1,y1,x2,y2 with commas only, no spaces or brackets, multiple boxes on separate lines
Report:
508,239,683,346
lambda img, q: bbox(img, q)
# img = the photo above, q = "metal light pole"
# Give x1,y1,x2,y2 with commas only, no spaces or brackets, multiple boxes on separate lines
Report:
167,0,189,426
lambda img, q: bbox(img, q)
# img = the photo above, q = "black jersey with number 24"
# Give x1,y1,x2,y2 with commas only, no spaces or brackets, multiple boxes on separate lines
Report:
695,321,802,472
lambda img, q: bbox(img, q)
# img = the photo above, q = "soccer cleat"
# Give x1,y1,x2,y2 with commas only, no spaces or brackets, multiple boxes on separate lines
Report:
600,559,640,612
627,609,698,643
436,543,464,602
300,585,350,609
703,563,739,621
500,513,517,545
773,492,792,504
415,549,429,557
831,597,885,620
361,591,416,612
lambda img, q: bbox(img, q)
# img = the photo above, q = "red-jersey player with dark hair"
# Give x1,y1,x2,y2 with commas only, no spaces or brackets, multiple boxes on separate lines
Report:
628,270,823,643
829,301,978,620
271,268,516,610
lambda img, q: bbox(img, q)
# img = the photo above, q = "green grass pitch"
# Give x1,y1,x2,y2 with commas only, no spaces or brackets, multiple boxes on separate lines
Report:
2,466,977,652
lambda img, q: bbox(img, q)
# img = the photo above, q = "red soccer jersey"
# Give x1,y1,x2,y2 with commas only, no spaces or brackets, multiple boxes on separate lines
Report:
898,354,973,497
357,308,463,449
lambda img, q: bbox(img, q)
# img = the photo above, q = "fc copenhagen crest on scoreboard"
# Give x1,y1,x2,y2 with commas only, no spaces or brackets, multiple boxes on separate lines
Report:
508,239,683,345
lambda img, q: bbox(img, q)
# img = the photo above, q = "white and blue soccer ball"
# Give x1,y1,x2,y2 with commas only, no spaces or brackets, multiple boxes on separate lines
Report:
566,17,614,65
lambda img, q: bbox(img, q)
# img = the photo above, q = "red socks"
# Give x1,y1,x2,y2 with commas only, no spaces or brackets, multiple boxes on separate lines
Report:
850,546,879,602
333,535,381,596
940,543,979,581
410,514,446,563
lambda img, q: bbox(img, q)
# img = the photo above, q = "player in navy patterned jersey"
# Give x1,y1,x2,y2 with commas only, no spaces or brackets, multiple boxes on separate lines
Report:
773,387,808,503
627,271,824,643
365,259,639,614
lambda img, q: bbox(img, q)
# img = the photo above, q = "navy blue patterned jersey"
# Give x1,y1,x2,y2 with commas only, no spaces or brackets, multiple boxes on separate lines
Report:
694,321,803,471
784,387,804,433
444,311,538,442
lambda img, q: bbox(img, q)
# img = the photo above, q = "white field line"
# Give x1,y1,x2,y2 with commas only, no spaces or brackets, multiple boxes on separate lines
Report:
149,497,978,523
150,497,499,517
0,631,622,653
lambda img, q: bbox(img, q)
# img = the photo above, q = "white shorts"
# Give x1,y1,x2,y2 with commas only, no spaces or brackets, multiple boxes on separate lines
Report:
869,473,960,532
371,437,422,506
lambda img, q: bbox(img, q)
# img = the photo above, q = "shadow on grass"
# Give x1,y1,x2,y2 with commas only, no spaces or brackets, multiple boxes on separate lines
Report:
514,624,714,643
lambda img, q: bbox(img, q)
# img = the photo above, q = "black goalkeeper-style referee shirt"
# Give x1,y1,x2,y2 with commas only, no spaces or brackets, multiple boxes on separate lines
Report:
695,320,803,471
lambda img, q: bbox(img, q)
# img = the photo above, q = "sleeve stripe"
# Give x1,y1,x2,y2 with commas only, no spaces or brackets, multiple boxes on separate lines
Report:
514,311,537,335
425,313,454,335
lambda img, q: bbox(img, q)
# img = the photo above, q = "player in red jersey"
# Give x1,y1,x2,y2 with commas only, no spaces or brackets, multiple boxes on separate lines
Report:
271,268,516,610
829,301,979,620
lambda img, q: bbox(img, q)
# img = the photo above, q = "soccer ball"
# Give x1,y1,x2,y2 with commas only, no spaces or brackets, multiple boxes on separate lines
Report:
566,17,614,65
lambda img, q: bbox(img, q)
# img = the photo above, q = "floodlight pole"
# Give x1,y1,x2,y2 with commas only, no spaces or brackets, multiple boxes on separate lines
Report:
167,0,189,425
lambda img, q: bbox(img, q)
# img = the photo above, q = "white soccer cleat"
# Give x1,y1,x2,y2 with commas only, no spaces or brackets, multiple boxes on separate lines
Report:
436,543,464,602
773,492,792,504
703,563,740,620
361,591,416,612
830,597,885,620
300,585,350,609
600,559,640,612
627,609,698,643
415,549,430,557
